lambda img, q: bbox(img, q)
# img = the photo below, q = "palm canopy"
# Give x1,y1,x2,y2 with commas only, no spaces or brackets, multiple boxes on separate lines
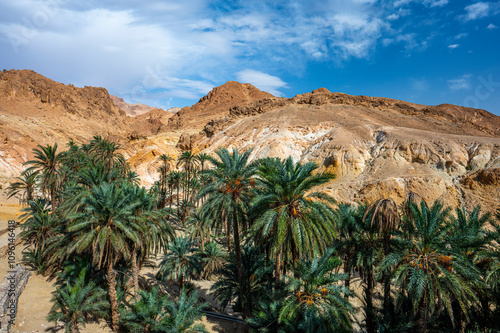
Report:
379,201,480,332
197,147,257,318
25,143,63,211
279,248,353,333
6,169,39,204
250,156,336,276
67,182,142,268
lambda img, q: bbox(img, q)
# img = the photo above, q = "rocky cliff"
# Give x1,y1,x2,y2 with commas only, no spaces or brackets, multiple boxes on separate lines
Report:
0,69,132,182
175,87,500,210
1,70,499,211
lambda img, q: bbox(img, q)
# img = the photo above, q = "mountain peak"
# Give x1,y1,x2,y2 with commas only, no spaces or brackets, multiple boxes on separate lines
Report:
168,81,276,130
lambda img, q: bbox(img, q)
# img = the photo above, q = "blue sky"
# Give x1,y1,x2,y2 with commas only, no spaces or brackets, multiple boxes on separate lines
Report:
1,0,499,115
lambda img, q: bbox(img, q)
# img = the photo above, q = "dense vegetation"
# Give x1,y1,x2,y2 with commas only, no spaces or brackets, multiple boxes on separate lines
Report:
8,136,500,333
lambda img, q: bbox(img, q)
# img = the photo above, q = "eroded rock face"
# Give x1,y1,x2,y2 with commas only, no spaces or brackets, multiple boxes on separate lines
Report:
191,88,500,211
0,69,134,184
1,71,499,212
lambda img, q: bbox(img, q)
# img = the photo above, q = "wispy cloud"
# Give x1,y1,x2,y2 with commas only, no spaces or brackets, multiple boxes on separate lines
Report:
236,69,287,96
463,2,490,21
447,75,471,90
448,44,459,49
487,23,498,29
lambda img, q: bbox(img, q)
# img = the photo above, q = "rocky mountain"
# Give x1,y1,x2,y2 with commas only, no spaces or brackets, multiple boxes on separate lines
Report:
110,95,156,117
1,70,499,211
0,69,132,182
110,95,181,118
183,88,500,210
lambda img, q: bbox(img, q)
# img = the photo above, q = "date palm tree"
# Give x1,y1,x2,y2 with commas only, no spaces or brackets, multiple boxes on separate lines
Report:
25,143,62,213
197,147,257,317
279,248,354,333
47,269,108,333
380,201,479,333
448,205,496,329
364,198,400,319
177,150,197,201
156,236,202,290
67,182,142,332
120,287,208,333
250,156,336,282
198,241,226,280
6,169,39,205
333,203,366,295
211,245,274,316
19,198,57,253
158,154,174,208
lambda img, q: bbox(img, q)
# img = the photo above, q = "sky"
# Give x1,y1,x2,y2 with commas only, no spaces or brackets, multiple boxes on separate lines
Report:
1,0,499,116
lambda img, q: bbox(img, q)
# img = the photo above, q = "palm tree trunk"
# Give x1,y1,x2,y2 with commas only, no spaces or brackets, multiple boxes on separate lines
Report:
343,256,350,299
70,321,80,333
365,266,376,333
50,184,56,214
415,297,427,333
226,219,232,251
107,259,120,332
383,234,392,316
232,214,246,318
275,249,282,283
131,250,139,298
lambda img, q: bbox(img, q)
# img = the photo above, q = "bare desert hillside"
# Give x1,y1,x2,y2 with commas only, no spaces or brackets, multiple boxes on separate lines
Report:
1,70,499,211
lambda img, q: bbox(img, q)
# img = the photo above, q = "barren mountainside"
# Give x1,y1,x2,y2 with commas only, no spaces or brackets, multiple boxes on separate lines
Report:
1,70,499,212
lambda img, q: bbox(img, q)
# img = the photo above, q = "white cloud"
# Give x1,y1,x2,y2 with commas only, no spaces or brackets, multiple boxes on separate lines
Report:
387,13,399,20
236,69,287,96
487,23,497,29
463,2,490,21
447,75,471,90
448,44,460,49
425,0,448,7
411,78,429,91
455,33,468,39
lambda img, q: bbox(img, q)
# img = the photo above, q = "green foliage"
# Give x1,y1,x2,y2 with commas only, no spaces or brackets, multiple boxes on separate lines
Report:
211,244,274,314
157,236,203,289
47,268,108,333
279,248,354,333
120,287,208,333
250,156,336,280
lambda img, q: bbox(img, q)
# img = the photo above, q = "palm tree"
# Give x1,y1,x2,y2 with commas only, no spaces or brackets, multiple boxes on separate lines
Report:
25,143,62,213
211,245,274,316
380,201,479,333
169,171,182,216
198,148,257,317
196,152,211,194
198,241,226,280
68,182,142,332
19,198,58,253
120,287,208,333
448,205,496,329
6,169,39,205
333,203,366,295
123,184,174,296
250,156,336,282
177,150,197,201
158,154,174,208
47,269,108,333
156,236,202,290
279,248,354,332
186,209,211,251
364,198,400,319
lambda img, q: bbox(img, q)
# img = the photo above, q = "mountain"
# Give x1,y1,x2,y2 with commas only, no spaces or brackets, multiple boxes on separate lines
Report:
0,69,132,182
167,81,275,130
160,87,500,210
0,70,499,211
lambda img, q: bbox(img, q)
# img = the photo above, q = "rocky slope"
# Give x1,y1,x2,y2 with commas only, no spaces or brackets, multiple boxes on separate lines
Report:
1,70,499,211
0,69,133,182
